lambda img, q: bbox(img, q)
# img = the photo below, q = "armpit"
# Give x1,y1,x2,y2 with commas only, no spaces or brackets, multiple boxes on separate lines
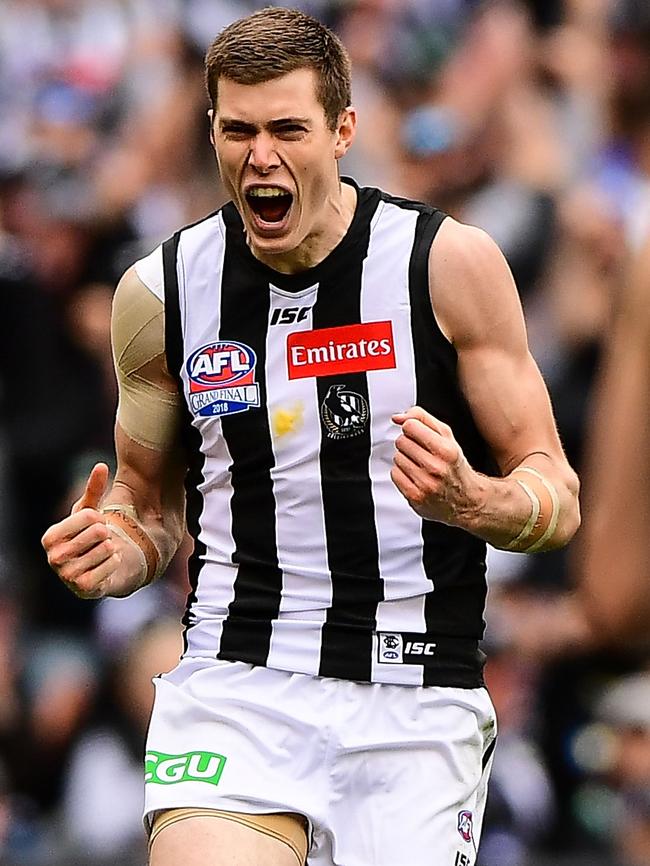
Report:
112,269,182,451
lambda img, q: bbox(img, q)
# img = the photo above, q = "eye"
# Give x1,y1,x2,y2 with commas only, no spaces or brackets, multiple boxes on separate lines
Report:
275,125,307,139
220,125,255,140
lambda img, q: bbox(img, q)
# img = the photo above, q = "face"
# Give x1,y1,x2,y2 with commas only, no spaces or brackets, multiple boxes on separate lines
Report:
211,68,355,259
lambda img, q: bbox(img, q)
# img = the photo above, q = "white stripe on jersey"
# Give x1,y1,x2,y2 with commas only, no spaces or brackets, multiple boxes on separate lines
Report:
363,203,431,635
175,215,242,656
264,282,331,676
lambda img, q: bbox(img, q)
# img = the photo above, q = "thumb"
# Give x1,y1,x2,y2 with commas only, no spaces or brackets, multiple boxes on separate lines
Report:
71,463,110,514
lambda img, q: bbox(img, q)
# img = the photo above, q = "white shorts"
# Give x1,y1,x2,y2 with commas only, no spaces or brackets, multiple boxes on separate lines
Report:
144,657,497,866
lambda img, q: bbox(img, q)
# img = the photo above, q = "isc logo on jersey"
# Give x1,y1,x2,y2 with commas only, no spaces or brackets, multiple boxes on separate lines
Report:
186,341,260,417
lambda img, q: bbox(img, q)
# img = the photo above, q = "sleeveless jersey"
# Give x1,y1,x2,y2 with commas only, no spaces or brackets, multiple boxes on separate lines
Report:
146,180,494,687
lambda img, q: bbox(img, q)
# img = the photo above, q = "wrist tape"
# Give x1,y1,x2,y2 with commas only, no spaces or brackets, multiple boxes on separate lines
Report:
505,466,560,552
101,504,160,584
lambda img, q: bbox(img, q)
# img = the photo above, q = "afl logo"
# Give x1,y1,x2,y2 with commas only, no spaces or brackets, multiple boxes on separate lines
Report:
186,340,260,418
457,811,474,844
187,342,256,387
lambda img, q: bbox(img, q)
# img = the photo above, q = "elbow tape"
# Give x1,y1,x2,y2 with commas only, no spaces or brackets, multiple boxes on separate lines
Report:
505,466,560,552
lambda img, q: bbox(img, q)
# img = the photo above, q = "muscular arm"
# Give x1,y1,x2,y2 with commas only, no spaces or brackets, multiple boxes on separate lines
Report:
43,267,186,599
577,239,650,642
392,218,580,551
104,266,186,582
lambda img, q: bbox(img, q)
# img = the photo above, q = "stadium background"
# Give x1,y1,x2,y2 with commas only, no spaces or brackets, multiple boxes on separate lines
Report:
1,0,649,863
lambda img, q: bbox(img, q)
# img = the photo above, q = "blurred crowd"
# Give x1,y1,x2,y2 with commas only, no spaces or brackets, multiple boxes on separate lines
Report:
1,0,649,864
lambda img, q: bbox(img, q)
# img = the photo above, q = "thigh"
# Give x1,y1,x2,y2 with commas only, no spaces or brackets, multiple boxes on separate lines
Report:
149,813,303,866
143,658,329,836
325,683,497,866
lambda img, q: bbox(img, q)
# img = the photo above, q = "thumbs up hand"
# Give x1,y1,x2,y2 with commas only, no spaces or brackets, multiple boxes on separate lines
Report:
41,463,121,599
71,462,110,514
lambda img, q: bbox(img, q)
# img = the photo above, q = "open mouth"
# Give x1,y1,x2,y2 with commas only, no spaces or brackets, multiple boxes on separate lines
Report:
245,186,293,227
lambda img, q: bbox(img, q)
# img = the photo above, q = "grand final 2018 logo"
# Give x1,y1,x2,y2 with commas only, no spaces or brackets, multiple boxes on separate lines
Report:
186,341,260,417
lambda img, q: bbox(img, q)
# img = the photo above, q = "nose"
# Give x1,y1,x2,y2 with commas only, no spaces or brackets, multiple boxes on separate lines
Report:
248,131,280,174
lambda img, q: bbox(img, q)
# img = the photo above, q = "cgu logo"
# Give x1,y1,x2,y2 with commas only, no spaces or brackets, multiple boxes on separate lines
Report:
145,750,227,786
187,342,255,387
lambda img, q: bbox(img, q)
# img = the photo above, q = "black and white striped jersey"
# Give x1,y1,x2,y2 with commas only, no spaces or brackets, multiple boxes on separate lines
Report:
138,179,495,687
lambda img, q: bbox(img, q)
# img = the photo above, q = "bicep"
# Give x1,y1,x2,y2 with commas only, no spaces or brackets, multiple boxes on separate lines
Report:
431,219,566,474
457,342,565,475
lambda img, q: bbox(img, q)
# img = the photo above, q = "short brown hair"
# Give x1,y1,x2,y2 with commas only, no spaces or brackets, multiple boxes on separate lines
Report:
205,7,352,131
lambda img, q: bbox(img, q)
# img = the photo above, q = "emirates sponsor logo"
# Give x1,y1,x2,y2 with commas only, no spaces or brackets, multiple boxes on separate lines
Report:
286,321,396,380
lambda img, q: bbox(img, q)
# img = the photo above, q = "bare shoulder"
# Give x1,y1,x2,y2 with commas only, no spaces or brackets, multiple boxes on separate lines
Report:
428,217,526,349
429,217,503,277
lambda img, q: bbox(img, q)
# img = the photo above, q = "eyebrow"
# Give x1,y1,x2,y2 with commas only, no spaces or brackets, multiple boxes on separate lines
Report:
219,117,312,130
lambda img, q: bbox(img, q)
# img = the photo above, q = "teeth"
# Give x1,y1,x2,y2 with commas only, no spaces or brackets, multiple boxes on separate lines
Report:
248,187,289,198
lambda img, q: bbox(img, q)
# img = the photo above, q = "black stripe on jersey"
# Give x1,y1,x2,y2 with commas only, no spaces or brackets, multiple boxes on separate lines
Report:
217,240,282,667
314,217,383,682
162,233,206,654
407,209,487,688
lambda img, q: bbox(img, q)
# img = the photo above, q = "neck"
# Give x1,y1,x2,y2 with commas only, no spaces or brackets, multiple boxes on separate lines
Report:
250,180,357,274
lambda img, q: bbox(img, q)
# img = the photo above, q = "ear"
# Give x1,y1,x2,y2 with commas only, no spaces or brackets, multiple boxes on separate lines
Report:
208,109,215,146
334,107,357,160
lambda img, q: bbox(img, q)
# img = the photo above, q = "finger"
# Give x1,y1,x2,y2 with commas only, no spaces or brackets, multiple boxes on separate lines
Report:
395,430,454,471
57,537,116,584
392,407,451,436
62,552,120,599
42,509,107,549
398,423,459,465
390,463,422,502
71,463,110,514
393,451,433,493
67,574,111,600
56,522,112,561
391,406,423,426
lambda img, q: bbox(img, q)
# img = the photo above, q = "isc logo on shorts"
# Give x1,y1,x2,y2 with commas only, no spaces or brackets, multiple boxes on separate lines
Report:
145,750,227,786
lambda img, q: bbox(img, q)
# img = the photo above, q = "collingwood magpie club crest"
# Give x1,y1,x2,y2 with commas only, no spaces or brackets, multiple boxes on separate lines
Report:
320,385,369,439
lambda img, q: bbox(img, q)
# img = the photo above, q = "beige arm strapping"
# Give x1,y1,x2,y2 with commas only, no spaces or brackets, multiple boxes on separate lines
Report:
504,466,561,552
111,270,182,452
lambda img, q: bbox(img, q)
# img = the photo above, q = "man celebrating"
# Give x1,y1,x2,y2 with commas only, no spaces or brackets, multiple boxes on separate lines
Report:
42,7,580,865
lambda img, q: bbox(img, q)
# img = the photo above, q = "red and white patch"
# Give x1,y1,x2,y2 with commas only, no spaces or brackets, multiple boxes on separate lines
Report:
286,321,396,380
457,810,474,844
186,341,259,417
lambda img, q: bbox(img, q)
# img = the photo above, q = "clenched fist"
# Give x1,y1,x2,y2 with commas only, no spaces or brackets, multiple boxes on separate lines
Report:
390,406,483,527
41,463,142,599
